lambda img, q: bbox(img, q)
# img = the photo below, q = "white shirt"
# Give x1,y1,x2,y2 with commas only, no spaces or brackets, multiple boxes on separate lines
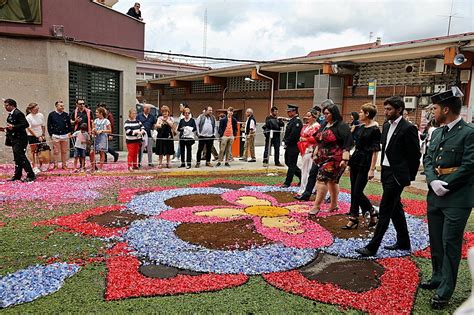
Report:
382,115,403,167
26,113,45,137
445,117,462,132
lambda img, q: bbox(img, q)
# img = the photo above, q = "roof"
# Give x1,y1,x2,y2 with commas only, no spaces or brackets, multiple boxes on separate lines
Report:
307,32,474,57
140,57,211,70
148,32,474,84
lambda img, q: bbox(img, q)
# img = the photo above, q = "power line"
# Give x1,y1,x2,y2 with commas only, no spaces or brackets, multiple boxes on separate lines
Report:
70,39,325,66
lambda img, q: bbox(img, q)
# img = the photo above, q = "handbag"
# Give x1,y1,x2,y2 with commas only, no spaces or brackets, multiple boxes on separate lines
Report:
151,129,158,141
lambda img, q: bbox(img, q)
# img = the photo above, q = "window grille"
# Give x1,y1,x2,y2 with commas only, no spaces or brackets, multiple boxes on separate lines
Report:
191,81,222,93
354,59,457,86
227,76,270,92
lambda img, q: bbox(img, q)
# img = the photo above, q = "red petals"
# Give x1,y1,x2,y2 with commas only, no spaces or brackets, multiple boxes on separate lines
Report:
263,257,419,314
368,195,427,216
414,231,474,259
105,243,249,300
34,205,127,238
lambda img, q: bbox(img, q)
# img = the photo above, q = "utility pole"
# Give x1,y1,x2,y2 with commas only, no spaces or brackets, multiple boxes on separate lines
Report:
203,8,207,67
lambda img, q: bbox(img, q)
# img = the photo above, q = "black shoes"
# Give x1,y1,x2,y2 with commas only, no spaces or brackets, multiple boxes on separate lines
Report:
281,184,290,188
113,153,119,162
342,218,359,230
275,163,285,167
355,247,376,257
224,162,230,167
294,194,310,201
23,176,36,182
419,280,440,290
384,243,411,251
7,177,21,182
431,294,449,309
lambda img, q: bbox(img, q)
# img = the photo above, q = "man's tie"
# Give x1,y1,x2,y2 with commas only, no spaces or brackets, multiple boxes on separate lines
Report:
441,125,449,140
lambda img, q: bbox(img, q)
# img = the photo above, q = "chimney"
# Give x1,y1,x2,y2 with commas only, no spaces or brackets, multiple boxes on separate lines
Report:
376,37,382,46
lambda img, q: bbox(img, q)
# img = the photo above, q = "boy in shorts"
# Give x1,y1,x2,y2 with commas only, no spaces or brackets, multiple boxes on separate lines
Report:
70,123,90,172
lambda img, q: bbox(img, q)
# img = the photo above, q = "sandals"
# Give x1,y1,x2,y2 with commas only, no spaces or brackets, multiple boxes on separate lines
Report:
308,207,320,217
328,206,339,212
342,217,359,230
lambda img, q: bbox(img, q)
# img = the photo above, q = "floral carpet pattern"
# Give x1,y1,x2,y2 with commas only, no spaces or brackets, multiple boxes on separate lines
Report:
2,177,472,313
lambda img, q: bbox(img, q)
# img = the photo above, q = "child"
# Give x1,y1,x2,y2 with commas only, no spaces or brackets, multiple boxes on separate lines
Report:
70,123,90,172
92,107,111,172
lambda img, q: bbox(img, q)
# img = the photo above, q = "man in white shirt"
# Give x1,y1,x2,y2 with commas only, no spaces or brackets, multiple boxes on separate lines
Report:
240,108,256,162
356,96,420,257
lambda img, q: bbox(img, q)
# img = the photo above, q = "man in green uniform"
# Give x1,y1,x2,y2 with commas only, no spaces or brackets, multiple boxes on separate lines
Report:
422,86,474,309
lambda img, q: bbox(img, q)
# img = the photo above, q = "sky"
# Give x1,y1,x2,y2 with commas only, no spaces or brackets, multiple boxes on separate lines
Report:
114,0,474,67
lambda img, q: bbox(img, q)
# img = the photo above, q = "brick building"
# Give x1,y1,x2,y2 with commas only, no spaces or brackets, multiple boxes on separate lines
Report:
146,33,474,131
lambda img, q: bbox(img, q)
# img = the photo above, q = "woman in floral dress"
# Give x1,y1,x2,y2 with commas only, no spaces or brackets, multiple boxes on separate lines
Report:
309,104,353,215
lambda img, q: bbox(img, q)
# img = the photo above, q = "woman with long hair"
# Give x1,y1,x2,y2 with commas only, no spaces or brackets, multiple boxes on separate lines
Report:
92,107,111,172
343,103,381,229
25,102,45,173
309,104,353,215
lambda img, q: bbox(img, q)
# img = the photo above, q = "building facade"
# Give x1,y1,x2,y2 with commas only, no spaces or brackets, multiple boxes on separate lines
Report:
0,0,144,162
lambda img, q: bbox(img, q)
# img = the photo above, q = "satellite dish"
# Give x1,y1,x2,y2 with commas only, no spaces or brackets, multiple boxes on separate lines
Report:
454,53,467,66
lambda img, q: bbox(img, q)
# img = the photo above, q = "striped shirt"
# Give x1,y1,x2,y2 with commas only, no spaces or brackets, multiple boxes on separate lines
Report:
124,119,145,143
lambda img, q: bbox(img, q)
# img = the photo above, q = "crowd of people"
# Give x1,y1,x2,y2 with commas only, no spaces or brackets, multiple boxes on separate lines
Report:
1,85,472,309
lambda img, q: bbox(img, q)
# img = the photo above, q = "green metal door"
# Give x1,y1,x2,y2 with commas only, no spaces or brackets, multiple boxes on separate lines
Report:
69,62,121,150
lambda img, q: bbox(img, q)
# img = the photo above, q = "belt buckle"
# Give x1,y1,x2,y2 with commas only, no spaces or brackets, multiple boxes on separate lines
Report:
435,167,441,175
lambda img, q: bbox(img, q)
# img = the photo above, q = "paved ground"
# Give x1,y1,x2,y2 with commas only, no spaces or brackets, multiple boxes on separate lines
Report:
112,145,429,192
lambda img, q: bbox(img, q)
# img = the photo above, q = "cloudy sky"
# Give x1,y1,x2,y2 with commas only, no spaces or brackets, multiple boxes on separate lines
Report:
114,0,473,67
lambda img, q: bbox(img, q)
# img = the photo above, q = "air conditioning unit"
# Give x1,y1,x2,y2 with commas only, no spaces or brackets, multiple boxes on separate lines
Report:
403,96,418,109
420,58,444,74
51,25,64,38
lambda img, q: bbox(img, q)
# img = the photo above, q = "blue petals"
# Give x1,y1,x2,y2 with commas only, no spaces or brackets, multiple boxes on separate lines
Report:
124,219,317,275
126,187,230,215
0,263,80,308
322,214,429,259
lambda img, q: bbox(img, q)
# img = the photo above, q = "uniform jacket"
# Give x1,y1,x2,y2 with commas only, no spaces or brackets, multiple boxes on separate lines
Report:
424,119,474,207
5,108,29,146
381,117,421,187
283,116,302,147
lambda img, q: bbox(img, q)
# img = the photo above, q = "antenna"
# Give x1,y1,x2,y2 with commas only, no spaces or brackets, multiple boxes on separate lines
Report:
438,0,463,36
203,8,208,67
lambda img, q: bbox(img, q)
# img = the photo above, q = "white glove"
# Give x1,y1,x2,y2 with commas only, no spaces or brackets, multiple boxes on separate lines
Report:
430,180,450,196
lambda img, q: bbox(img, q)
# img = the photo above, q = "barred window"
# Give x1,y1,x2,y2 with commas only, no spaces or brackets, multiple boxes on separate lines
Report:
227,76,270,92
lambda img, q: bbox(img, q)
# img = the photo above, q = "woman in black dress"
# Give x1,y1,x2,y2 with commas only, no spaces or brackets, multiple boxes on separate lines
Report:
155,105,175,168
342,103,381,229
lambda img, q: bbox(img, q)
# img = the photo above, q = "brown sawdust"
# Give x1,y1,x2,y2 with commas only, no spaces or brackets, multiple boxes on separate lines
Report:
175,219,273,250
310,214,374,239
86,211,147,228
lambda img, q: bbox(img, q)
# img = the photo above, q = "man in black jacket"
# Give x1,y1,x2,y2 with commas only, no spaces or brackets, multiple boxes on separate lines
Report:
2,98,35,181
282,104,303,188
356,96,420,257
262,106,284,167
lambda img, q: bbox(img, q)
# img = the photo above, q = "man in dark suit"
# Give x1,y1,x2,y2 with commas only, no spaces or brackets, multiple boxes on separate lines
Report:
420,87,474,309
356,96,420,257
282,104,303,188
1,98,36,181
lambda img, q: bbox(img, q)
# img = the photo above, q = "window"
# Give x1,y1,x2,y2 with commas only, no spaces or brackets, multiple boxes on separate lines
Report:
279,73,287,89
279,70,321,90
287,72,296,89
297,70,318,88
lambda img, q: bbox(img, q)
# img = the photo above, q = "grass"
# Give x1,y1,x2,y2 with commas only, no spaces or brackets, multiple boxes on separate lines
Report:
0,173,472,313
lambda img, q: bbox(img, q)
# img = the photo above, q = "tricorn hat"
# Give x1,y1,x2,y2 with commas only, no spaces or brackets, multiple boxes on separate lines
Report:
431,86,464,104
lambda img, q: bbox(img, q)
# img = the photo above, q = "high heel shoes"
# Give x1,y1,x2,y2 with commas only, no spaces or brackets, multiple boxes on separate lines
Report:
308,207,320,216
368,207,378,227
342,217,359,230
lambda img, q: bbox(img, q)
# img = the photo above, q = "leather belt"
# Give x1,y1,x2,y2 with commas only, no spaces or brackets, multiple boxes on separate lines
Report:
435,167,459,175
